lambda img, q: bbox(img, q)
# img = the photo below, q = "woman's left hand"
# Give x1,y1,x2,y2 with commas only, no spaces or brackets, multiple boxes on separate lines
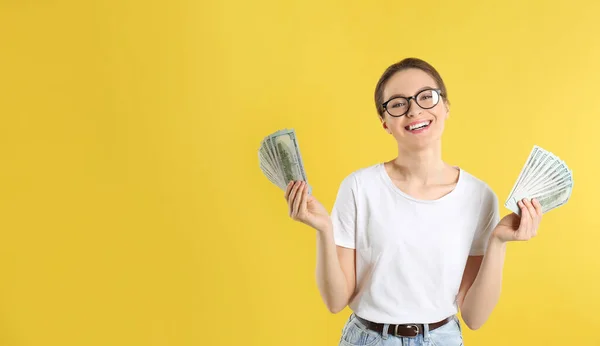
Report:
493,198,543,243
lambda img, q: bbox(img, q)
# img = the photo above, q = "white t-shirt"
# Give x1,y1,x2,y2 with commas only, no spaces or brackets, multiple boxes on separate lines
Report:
331,162,500,324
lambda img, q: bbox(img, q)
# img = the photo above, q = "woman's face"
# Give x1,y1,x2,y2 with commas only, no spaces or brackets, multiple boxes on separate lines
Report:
381,68,449,150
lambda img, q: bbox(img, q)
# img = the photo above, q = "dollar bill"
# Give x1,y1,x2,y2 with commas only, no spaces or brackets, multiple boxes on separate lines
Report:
258,128,312,194
505,145,573,216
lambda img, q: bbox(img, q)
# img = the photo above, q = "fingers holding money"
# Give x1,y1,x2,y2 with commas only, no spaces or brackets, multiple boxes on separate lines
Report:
284,181,294,200
292,183,305,219
516,198,543,240
516,200,531,240
285,181,303,219
532,198,543,219
286,181,299,216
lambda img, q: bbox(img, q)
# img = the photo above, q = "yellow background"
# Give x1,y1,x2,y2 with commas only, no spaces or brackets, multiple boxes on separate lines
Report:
1,0,598,345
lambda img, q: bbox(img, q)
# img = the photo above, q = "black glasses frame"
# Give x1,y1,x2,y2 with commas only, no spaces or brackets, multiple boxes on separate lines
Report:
381,88,444,117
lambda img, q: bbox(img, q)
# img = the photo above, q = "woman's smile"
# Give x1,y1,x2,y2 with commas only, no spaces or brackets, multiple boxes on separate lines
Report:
404,119,433,134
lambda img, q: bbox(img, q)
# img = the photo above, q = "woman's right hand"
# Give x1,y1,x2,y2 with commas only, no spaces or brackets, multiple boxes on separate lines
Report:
284,181,331,232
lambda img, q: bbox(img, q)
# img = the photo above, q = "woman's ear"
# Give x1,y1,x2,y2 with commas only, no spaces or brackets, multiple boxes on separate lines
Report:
381,119,392,134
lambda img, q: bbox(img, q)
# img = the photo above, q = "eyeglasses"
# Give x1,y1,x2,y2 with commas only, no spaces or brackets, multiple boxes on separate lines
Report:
381,88,443,117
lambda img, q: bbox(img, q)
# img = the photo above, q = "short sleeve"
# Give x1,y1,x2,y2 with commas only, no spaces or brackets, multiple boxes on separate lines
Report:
469,185,500,256
331,173,358,249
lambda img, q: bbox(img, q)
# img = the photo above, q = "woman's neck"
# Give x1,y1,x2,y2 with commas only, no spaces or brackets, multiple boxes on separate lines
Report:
389,141,448,186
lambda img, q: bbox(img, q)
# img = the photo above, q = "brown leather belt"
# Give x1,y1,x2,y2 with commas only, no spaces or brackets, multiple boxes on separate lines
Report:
355,315,454,338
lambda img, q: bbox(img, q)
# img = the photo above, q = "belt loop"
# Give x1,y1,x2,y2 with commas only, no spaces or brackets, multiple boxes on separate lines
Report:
454,315,462,333
382,323,390,340
423,322,431,341
342,313,354,336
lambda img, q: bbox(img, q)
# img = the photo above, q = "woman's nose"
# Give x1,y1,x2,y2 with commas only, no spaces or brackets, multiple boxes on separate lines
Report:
406,99,423,118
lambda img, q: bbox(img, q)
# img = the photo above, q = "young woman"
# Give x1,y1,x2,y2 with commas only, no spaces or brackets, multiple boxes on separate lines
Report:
284,58,543,346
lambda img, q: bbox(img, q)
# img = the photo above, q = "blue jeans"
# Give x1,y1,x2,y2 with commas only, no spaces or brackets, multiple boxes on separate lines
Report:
338,313,464,346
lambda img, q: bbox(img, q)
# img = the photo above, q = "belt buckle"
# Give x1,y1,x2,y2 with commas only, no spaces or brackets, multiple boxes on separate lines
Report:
394,324,420,338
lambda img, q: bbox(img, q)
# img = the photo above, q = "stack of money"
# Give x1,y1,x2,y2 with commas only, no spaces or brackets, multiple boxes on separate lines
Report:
258,128,312,194
505,145,573,215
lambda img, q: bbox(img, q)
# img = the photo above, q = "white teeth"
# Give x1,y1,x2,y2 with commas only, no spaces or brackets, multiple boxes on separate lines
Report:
408,121,431,130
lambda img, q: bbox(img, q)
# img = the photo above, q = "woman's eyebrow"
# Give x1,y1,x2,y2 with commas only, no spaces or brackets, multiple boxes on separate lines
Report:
386,86,437,99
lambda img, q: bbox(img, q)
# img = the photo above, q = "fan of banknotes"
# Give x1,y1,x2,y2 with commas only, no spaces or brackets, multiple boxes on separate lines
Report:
505,145,573,215
258,128,312,194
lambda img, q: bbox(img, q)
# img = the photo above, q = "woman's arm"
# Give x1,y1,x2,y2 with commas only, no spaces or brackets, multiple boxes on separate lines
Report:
457,198,543,330
315,224,357,313
456,236,506,330
285,180,357,313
